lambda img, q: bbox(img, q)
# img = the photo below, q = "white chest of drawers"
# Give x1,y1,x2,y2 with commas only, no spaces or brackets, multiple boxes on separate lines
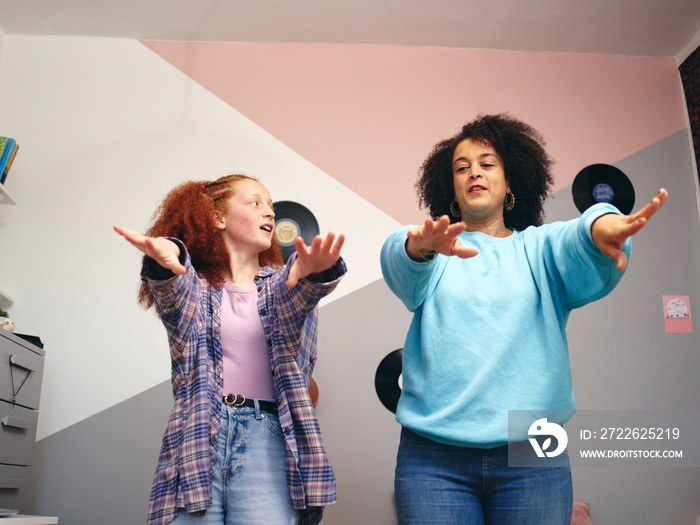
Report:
0,329,45,513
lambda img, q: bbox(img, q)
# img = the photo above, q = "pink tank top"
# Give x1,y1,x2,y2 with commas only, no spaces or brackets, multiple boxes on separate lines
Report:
220,282,275,400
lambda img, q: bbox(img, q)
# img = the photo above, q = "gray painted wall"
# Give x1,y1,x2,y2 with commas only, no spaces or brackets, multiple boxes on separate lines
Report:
31,381,171,523
30,129,700,523
544,130,700,524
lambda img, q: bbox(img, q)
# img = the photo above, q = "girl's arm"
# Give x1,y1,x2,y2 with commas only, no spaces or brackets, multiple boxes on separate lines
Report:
114,225,186,275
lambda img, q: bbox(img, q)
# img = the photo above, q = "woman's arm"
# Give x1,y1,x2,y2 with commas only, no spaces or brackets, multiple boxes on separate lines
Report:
591,188,668,271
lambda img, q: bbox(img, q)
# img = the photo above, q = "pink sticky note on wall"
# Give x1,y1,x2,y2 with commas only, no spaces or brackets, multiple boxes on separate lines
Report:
663,295,693,334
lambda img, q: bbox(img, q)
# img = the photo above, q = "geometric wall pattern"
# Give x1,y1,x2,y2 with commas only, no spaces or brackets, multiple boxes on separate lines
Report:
0,36,698,524
142,41,688,226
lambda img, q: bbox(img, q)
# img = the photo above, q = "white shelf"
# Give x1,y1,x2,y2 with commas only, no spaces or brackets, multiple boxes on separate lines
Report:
0,183,15,205
0,516,58,524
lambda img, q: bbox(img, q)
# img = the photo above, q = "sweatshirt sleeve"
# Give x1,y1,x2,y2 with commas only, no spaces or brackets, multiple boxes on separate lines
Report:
380,226,444,312
534,203,632,310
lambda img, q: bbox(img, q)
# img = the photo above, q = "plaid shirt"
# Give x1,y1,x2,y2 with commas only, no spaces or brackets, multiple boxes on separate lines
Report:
142,241,345,525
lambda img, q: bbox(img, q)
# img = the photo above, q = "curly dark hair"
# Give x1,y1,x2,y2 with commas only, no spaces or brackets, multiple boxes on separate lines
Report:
416,113,554,231
138,174,283,308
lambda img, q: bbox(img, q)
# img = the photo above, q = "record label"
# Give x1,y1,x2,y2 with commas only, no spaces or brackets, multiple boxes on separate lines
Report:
592,183,614,204
272,201,320,262
274,218,300,246
374,349,403,414
572,164,635,215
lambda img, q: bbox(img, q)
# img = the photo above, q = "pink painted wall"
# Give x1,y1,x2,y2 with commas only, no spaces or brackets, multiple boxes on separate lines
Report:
142,42,686,226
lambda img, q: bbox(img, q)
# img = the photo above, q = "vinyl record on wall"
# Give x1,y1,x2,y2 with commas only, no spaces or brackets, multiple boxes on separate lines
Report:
374,348,403,414
572,163,635,215
273,201,320,263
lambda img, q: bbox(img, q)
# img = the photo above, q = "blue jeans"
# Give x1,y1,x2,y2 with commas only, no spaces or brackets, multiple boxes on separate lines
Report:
171,401,299,525
394,428,573,525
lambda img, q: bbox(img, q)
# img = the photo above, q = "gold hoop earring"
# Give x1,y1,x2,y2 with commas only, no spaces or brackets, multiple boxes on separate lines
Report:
504,192,515,212
450,200,461,220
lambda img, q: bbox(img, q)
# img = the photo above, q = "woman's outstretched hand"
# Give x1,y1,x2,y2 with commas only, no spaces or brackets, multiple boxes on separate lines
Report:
287,232,345,288
406,216,479,261
114,225,186,275
592,188,668,271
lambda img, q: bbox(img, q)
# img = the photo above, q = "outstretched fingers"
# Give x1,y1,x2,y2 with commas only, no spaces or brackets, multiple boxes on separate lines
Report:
114,225,144,246
622,188,668,238
327,233,345,260
303,232,345,259
114,225,158,255
591,188,668,272
407,216,474,259
633,188,667,223
286,232,345,287
114,225,186,275
451,239,480,259
622,189,667,232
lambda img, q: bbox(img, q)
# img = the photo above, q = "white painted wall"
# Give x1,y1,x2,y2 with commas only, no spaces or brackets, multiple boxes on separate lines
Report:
0,35,399,440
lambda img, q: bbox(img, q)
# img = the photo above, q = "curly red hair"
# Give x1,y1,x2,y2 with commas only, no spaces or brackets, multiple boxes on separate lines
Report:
138,174,283,308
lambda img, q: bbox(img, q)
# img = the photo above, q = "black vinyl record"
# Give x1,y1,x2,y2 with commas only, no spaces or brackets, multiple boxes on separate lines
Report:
374,348,403,414
272,201,320,263
572,164,635,215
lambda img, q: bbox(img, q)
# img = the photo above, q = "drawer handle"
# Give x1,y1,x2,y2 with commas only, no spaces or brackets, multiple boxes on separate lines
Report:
10,354,35,372
2,415,30,429
8,355,33,405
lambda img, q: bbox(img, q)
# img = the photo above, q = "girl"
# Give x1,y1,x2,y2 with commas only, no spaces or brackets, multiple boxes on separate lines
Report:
115,174,346,525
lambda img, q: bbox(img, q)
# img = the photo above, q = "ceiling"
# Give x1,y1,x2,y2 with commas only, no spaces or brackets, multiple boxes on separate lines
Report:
0,0,700,64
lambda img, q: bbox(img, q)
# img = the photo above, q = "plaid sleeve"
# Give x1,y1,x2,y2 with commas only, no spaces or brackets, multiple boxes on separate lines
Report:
273,255,346,362
141,240,202,372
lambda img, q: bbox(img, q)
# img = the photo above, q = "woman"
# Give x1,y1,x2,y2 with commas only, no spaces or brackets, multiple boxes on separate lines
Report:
115,174,346,525
380,114,666,524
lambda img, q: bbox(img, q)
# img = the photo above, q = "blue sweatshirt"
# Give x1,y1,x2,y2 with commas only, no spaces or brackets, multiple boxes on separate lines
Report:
380,203,631,448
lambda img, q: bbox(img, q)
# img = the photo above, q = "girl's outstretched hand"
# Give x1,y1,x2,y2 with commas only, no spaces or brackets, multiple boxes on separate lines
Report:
592,188,668,271
114,225,186,275
406,215,479,261
287,232,345,288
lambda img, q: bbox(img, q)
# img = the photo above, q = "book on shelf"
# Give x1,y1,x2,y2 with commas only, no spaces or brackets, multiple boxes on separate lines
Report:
0,137,18,185
0,137,7,161
1,143,19,184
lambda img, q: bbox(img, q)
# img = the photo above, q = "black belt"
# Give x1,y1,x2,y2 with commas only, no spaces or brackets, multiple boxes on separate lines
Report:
223,394,278,415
